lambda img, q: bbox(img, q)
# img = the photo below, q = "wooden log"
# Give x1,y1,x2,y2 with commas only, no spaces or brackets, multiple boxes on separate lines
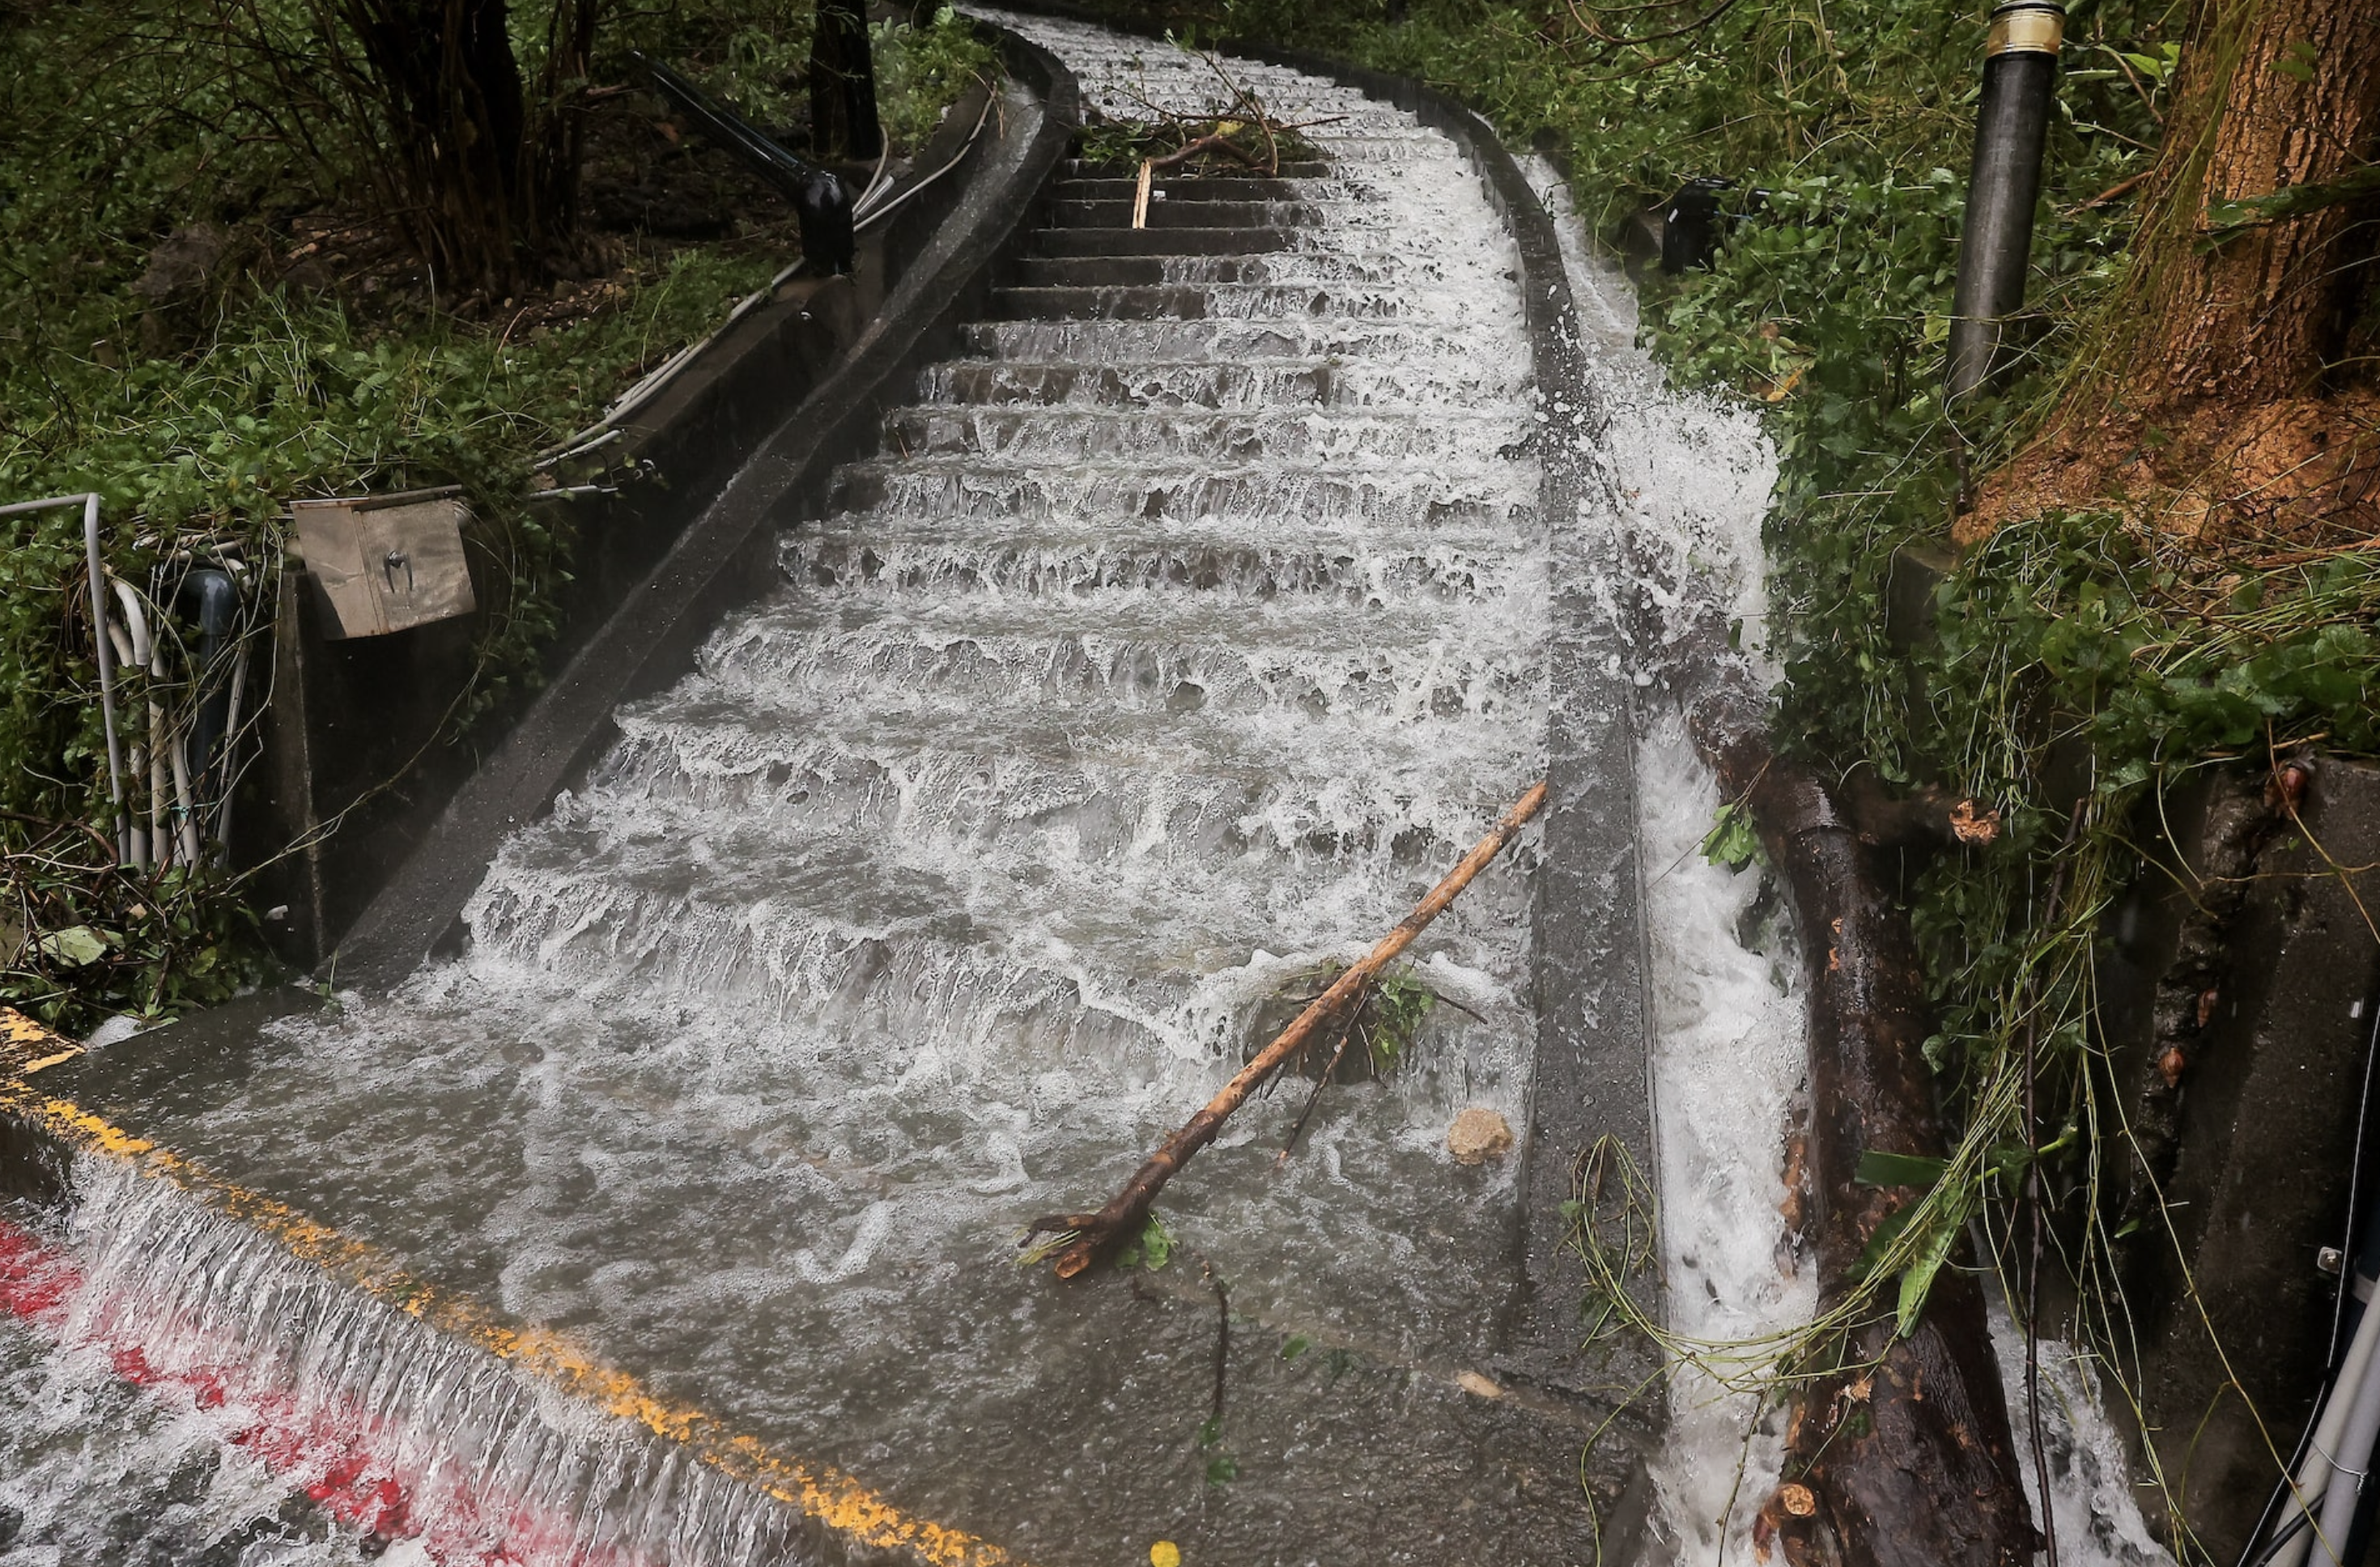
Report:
1684,673,2037,1567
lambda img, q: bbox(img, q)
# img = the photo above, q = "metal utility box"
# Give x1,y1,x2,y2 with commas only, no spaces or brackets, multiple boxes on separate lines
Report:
291,490,477,639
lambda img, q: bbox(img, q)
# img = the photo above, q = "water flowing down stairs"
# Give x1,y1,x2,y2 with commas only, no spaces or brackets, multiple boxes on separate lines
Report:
5,15,1647,1565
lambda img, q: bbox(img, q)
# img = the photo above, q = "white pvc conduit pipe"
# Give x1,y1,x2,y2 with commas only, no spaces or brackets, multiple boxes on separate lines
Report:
856,89,995,234
2272,1291,2380,1567
851,122,895,219
2316,1331,2380,1565
111,575,164,872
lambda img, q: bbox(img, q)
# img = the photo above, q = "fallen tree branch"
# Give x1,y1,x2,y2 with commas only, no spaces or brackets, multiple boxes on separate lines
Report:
1022,781,1547,1279
1651,601,2034,1565
1842,767,2004,851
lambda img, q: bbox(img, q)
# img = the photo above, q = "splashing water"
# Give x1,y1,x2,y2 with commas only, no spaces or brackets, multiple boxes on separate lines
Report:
1521,151,2174,1567
7,20,1614,1565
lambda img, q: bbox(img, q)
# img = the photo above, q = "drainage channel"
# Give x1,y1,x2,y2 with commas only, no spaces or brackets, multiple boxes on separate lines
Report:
5,15,1633,1565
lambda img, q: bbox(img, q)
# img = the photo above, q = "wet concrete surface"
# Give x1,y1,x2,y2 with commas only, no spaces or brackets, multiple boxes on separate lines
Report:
2101,757,2380,1558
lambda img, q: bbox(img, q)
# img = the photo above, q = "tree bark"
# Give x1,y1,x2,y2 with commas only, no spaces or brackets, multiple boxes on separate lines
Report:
2128,0,2380,407
346,0,529,295
223,0,601,300
1964,0,2380,548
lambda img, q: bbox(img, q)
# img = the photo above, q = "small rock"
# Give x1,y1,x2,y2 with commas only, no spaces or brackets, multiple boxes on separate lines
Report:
131,223,234,353
279,256,336,292
1447,1107,1513,1166
1456,1370,1503,1399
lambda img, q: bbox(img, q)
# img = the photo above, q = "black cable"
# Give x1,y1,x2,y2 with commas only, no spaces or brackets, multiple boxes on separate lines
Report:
2244,1510,2310,1567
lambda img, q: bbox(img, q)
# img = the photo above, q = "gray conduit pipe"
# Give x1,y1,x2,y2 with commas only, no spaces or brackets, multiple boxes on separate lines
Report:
108,578,166,870
856,90,995,232
2273,1292,2380,1567
168,729,199,868
1946,0,2066,399
2320,1338,2380,1564
102,622,148,870
852,121,896,219
214,643,251,851
0,494,125,860
147,688,168,870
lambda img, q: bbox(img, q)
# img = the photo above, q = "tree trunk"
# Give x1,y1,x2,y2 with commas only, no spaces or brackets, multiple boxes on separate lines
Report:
2129,0,2380,407
1964,0,2380,548
810,0,883,163
321,0,597,300
525,0,599,246
346,0,529,296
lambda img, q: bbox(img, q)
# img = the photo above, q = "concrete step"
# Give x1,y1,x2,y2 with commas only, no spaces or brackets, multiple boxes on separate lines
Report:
1030,226,1295,257
1012,254,1279,288
914,358,1503,412
986,283,1458,324
878,405,1514,465
984,285,1226,321
1055,176,1315,203
1065,156,1329,180
1051,197,1321,229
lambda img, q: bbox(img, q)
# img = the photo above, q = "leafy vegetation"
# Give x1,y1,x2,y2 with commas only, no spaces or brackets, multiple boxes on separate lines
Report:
1113,1212,1178,1271
0,1,993,1031
1263,960,1441,1078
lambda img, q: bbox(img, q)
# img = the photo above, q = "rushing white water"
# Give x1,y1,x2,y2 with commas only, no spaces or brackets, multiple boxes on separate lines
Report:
0,1281,385,1566
1524,152,2174,1566
5,1164,815,1567
1631,716,1813,1562
10,23,1600,1565
6,24,2177,1563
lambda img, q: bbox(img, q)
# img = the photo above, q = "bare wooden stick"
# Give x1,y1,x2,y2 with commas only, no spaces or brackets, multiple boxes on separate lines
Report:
1133,158,1154,229
1023,781,1547,1278
1275,979,1369,1165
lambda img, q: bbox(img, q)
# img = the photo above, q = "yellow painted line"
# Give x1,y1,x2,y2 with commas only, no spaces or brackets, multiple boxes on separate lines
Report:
0,1006,1020,1567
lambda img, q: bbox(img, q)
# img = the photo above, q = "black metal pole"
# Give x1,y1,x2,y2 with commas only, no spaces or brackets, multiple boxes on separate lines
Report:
811,0,883,164
1946,0,2065,400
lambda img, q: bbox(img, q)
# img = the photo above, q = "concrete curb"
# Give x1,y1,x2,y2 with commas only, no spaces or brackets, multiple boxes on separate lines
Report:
0,1005,1035,1567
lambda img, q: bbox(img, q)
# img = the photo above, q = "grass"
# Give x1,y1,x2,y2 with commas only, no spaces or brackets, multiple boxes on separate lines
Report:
0,0,995,1030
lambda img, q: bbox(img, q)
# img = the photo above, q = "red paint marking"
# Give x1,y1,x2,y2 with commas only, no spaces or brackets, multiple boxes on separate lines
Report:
0,1216,627,1566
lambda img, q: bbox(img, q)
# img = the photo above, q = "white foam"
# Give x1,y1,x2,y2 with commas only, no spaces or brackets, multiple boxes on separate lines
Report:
1634,711,1813,1561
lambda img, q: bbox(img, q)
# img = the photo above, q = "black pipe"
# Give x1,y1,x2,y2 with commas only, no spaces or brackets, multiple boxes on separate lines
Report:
811,0,883,164
1946,0,2064,400
174,567,240,824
